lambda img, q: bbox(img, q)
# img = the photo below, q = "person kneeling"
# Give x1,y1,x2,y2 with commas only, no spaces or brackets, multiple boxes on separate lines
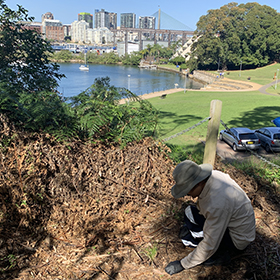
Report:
165,160,255,275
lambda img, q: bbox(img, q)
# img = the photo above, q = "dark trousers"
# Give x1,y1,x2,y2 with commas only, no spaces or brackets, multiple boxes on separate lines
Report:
182,205,241,255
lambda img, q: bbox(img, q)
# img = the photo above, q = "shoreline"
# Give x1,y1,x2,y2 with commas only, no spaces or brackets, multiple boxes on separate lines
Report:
119,78,264,104
119,88,187,104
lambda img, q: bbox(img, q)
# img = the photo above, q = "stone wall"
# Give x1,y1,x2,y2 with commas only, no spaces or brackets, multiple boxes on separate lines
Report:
192,70,217,84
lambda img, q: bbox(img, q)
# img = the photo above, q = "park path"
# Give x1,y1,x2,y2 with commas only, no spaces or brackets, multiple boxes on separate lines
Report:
119,87,185,104
258,80,279,95
119,76,279,104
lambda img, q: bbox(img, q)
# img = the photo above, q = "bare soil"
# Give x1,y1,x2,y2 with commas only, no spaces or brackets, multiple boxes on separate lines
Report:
0,122,280,280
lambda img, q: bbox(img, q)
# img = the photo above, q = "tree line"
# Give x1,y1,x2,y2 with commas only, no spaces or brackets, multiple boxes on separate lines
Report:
186,2,280,71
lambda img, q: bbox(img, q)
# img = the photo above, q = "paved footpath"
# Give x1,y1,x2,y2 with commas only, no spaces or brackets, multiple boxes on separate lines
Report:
258,80,279,95
119,88,185,104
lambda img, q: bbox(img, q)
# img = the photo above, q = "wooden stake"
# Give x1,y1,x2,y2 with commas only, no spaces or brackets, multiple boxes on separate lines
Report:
203,100,222,166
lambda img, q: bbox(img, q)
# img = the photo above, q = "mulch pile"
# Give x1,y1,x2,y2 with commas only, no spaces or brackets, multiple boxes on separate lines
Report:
0,118,280,280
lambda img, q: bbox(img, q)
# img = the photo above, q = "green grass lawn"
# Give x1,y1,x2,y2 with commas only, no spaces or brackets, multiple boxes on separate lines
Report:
162,62,280,85
162,63,280,94
210,63,280,85
148,89,279,146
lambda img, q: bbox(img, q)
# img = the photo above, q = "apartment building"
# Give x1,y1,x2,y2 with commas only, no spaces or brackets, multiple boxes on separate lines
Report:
95,9,117,29
42,19,64,41
109,12,117,29
87,28,113,44
71,20,89,43
21,21,42,33
120,13,136,28
138,16,155,29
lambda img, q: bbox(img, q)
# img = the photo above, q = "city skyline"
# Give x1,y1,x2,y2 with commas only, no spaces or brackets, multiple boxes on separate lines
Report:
6,0,280,30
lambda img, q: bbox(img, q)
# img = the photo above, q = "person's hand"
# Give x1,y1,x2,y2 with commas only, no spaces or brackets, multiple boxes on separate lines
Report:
165,260,184,275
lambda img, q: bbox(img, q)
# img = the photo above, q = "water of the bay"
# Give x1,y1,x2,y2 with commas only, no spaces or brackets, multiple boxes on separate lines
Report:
58,63,203,98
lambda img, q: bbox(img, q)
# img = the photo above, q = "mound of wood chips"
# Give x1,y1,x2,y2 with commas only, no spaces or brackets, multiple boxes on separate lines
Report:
0,119,279,279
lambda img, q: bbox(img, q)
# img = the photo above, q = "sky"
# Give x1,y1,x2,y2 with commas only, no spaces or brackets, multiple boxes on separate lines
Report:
5,0,280,30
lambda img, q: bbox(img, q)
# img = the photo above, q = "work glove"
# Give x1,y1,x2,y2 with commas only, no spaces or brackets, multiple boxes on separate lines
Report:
165,260,184,275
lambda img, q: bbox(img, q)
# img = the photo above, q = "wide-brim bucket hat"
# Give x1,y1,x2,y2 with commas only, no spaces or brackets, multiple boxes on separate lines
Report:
171,160,212,198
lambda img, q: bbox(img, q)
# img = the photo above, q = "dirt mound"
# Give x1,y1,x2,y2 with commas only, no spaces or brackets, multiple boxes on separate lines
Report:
0,123,279,279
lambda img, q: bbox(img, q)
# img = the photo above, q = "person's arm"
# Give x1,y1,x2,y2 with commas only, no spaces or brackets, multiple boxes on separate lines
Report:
180,207,230,269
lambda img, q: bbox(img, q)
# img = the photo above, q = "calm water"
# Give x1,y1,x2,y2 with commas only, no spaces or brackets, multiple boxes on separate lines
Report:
57,63,203,98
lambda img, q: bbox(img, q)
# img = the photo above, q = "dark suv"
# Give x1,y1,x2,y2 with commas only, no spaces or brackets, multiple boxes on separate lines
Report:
254,127,280,152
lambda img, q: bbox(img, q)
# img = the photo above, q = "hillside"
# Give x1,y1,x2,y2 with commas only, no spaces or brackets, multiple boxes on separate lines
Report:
0,121,279,279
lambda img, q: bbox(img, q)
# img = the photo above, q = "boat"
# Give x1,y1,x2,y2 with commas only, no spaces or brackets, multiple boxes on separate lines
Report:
79,53,89,71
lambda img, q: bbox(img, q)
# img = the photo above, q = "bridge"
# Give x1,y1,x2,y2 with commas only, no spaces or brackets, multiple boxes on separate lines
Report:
111,9,194,54
111,28,194,52
151,9,193,31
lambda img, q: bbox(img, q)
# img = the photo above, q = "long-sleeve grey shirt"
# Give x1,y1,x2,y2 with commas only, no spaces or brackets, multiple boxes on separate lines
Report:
180,170,255,269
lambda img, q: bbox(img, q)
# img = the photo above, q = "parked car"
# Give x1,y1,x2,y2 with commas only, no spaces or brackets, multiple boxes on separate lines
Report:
254,127,280,152
219,127,261,152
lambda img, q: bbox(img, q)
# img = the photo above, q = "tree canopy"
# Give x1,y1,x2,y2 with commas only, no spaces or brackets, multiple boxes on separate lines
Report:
0,0,67,131
0,1,63,93
187,2,280,70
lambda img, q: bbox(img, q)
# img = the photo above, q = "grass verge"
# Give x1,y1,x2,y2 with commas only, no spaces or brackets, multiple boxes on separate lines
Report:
149,89,278,146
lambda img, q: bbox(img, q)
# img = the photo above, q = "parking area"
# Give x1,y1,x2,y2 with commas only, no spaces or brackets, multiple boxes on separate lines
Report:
216,139,277,162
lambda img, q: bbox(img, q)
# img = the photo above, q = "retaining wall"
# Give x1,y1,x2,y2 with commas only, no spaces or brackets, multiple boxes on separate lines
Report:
192,70,217,84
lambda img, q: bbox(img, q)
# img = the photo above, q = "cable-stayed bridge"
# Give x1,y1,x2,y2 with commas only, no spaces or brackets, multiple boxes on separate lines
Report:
151,10,193,31
111,9,194,54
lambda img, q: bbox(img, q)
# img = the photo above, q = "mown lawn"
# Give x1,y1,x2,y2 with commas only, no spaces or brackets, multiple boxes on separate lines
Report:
148,89,279,146
223,63,280,85
211,63,280,95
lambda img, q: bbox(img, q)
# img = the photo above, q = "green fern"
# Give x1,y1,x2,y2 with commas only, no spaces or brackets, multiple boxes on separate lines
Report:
68,77,159,146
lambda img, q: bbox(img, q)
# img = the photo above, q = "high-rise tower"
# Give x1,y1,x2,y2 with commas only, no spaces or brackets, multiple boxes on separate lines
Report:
120,13,136,28
78,12,93,29
95,9,117,29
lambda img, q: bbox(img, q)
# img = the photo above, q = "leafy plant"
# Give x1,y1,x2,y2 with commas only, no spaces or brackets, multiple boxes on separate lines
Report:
0,1,71,137
0,254,17,271
144,244,158,263
231,158,280,187
68,77,159,146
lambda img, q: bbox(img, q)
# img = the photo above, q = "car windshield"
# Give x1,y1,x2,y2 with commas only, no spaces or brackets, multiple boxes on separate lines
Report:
273,133,280,140
239,133,258,140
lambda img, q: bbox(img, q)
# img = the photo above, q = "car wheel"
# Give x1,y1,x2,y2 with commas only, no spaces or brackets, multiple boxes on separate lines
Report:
265,144,271,153
219,133,223,141
233,144,237,152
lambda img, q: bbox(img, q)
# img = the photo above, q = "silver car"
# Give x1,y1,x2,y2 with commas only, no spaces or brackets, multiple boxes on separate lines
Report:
219,127,261,152
254,127,280,152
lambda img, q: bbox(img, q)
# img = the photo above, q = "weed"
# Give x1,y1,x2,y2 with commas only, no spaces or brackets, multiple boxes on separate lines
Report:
16,199,27,208
232,158,280,188
144,243,158,263
0,254,17,271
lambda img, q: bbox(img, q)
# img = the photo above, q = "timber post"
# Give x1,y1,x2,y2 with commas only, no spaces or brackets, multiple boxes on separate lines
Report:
203,100,222,166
